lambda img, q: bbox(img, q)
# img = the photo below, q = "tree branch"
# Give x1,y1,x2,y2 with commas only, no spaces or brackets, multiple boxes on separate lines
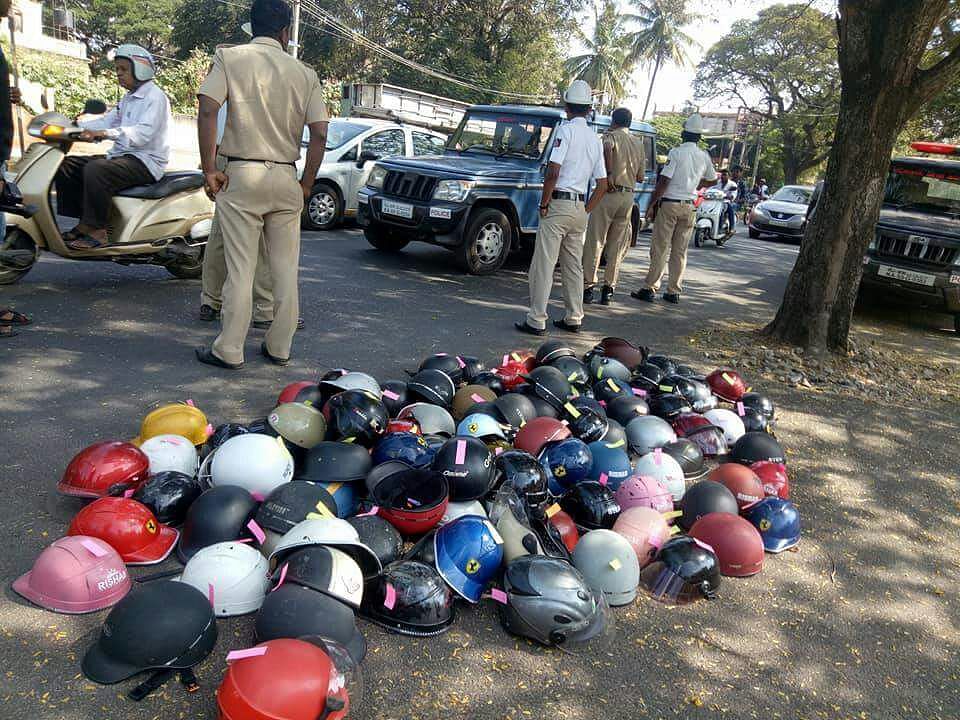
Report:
914,39,960,105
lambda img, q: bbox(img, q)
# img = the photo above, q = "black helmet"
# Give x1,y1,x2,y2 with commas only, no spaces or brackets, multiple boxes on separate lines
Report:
570,395,607,419
407,369,457,408
605,395,649,426
431,437,495,501
418,354,465,386
658,374,698,400
498,556,608,646
178,486,259,563
547,356,591,389
255,481,338,537
347,514,404,567
379,380,410,417
662,439,708,480
459,356,485,383
526,503,573,561
296,441,372,484
272,545,365,608
741,406,773,434
402,529,437,566
323,390,389,448
365,459,414,497
559,481,620,530
646,355,678,376
519,387,561,419
601,419,627,447
82,581,217,689
730,432,785,466
588,355,632,384
494,393,538,430
630,363,664,393
741,392,775,421
360,560,455,637
647,393,692,420
566,405,609,444
254,583,366,664
521,366,572,411
469,371,505,396
204,422,251,458
641,536,721,604
679,480,738,530
685,378,717,413
673,363,701,378
494,450,549,506
131,471,203,526
535,340,576,366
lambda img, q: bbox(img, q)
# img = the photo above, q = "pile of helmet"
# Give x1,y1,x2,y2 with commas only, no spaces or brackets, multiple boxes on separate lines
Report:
12,340,802,715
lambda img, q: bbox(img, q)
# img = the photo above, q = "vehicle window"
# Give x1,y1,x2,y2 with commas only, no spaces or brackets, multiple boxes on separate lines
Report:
631,132,656,173
771,186,812,204
363,129,406,158
412,131,446,156
884,165,960,213
302,121,368,150
339,146,357,163
447,112,559,159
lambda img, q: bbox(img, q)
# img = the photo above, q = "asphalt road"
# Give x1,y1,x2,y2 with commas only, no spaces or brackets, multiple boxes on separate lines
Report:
1,226,957,720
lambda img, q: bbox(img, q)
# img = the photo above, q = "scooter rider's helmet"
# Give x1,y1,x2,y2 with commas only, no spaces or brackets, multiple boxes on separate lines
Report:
494,393,539,430
633,450,686,502
741,405,773,434
255,481,339,557
706,369,748,403
595,336,648,369
592,377,634,404
398,403,456,437
750,461,790,499
631,362,664,393
662,438,708,480
132,402,210,447
494,450,549,506
569,395,607,419
360,560,455,637
431,437,495,501
68,497,179,565
686,378,718,413
177,486,259,563
452,385,498,421
613,506,671,567
520,366,573,411
347,514,404,567
114,44,156,81
139,434,199,477
372,432,433,468
277,380,322,407
560,481,621,531
456,413,510,442
605,394,649,426
535,340,576,366
679,480,739,530
202,422,250,460
323,390,389,448
178,541,271,616
271,545,365,608
131,471,203,526
470,371,506,395
380,380,410,417
539,438,593,495
407,369,457,408
369,467,450,537
207,433,295,496
646,355,678,376
296,441,372,484
709,463,764,511
704,408,746,446
548,509,580,552
601,419,628,447
547,355,591,389
741,391,775,422
625,415,677,457
572,528,641,606
268,518,382,579
59,441,150,498
613,473,674,514
588,356,633,386
418,354,466,386
730,432,786,466
743,498,801,553
518,387,560,419
459,356,485,383
319,371,381,401
641,536,721,605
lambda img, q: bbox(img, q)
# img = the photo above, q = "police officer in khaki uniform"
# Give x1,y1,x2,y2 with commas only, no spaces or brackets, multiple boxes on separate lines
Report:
515,81,607,336
631,113,716,305
582,107,646,307
194,0,328,369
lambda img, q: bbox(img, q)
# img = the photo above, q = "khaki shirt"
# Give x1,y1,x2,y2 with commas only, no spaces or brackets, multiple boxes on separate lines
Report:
603,127,645,189
198,37,329,163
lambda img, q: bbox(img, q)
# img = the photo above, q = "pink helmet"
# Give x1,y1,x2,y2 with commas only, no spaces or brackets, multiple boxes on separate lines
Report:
614,474,673,514
613,507,671,567
12,536,130,614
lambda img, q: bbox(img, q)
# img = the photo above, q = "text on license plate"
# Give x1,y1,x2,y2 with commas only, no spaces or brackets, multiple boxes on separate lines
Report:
877,265,935,286
382,200,413,219
768,218,788,225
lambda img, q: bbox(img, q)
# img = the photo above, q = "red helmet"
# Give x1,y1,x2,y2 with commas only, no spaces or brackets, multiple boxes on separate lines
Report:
596,337,647,369
67,497,179,565
670,412,714,438
514,418,571,456
709,464,764,511
706,369,747,403
751,461,790,499
218,639,349,720
689,512,764,577
277,381,322,406
58,441,150,498
549,509,579,552
386,419,421,435
494,361,529,390
370,467,449,536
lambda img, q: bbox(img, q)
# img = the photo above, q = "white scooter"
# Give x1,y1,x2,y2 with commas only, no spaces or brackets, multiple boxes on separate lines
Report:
693,188,733,247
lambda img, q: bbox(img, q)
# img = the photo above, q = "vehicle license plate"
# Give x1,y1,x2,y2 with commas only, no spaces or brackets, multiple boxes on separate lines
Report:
767,218,788,225
429,207,452,219
877,265,935,286
382,200,413,219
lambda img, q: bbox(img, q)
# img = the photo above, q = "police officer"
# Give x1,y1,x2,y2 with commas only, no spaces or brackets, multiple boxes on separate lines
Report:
194,0,328,369
582,106,646,307
630,113,716,305
516,81,607,336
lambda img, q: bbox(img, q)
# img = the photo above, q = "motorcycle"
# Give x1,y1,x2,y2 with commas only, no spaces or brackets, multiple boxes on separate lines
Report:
0,100,213,285
693,187,733,247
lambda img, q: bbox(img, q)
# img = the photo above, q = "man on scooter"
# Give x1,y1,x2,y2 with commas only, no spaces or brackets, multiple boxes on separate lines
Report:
54,45,171,250
714,168,738,236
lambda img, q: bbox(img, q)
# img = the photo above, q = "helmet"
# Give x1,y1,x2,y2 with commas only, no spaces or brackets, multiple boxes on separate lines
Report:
706,369,747,402
494,450,549,506
686,379,718,413
534,340,575,366
297,442,371,486
600,419,627,447
452,385,497,421
493,393,538,430
491,494,543,564
730,432,786,466
498,555,609,646
674,363,702,379
588,356,632,385
319,371,381,398
277,380,322,406
679,480,739,530
518,388,560,419
177,486,259,563
269,518,382,579
372,432,433,468
521,366,573,411
59,441,150,498
68,497,179,565
671,412,713,438
273,545,365,608
203,423,251,459
613,474,674,513
560,481,620,530
255,583,366,664
495,359,528,390
743,498,800,553
741,392,775,421
13,536,130,614
709,464,764,510
633,451,686,502
572,529,640,606
402,528,437,566
631,363,663,393
585,440,632,491
566,405,609,443
139,434,198,477
380,380,410,417
431,437,495,501
386,418,421,435
255,481,339,556
178,541,270,616
646,355,678,376
217,639,351,720
661,439,708,480
569,395,607,418
740,405,772,433
433,516,503,603
469,370,506,395
625,416,677,457
704,408,746,446
398,403,456,437
640,536,721,605
347,514,404,567
267,403,327,449
548,509,579,552
369,467,449,536
605,395,649,426
457,413,509,441
592,378,634,404
750,461,790,499
613,506,671,567
133,403,209,446
539,438,593,495
365,459,414,496
82,581,216,684
407,369,456,408
672,415,728,458
316,481,359,519
459,356,485,382
657,373,696,398
208,434,294,495
114,44,156,81
323,390,389,447
441,499,488,526
416,354,465,385
595,337,647,369
361,560,455,636
131,471,203,526
689,513,764,577
548,356,591,388
514,417,571,456
647,393,692,420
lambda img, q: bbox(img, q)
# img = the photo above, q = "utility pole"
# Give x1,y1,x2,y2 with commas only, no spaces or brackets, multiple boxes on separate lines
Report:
290,0,300,58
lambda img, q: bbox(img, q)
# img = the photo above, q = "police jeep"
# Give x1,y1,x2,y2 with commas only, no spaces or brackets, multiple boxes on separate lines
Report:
357,104,657,275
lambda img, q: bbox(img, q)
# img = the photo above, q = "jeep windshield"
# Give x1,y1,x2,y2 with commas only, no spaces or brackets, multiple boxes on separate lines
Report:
884,164,960,214
447,111,558,159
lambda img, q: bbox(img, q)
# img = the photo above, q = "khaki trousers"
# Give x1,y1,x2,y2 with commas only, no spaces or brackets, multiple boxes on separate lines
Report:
526,199,587,330
212,161,303,365
644,200,695,294
200,211,275,322
583,190,634,289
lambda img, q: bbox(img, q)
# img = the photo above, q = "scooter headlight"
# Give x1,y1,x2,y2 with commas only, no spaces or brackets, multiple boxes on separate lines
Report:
41,125,65,138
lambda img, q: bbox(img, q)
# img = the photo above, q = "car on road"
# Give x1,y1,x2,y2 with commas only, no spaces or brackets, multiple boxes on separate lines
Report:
748,185,814,240
296,119,447,231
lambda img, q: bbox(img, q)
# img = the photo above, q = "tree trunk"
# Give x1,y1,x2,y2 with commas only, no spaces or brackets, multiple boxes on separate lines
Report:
765,0,957,352
641,50,662,120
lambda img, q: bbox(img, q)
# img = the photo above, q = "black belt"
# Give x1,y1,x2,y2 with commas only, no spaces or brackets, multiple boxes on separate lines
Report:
552,191,585,201
612,185,634,193
661,198,694,204
225,157,296,167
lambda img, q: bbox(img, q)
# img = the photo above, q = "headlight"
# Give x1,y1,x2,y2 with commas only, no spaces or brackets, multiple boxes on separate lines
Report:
367,166,387,190
433,180,473,203
753,204,768,216
868,236,877,250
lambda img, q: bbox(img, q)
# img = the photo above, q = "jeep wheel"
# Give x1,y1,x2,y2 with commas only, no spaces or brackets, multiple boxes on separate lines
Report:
364,223,410,252
302,182,343,231
456,208,511,275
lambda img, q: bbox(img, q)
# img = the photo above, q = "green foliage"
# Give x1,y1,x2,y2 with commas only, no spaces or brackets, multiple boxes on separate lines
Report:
627,0,698,116
564,0,635,110
71,0,182,63
13,46,118,117
169,0,248,59
154,49,209,114
650,112,683,157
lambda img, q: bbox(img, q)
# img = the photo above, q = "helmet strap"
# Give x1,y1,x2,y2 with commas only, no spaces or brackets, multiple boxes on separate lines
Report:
127,668,175,701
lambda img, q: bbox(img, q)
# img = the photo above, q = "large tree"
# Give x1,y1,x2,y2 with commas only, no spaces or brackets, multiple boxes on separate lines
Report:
71,0,181,63
627,0,697,119
564,0,635,110
694,4,839,184
766,0,960,352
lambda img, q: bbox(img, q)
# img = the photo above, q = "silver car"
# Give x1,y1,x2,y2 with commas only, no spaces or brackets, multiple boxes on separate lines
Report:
748,185,814,240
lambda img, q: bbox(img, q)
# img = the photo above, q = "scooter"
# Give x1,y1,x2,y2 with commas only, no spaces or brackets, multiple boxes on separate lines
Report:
693,188,732,247
0,100,213,285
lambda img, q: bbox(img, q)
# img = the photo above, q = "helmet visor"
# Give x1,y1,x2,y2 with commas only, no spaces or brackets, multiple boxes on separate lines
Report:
640,562,710,606
563,589,613,646
687,427,728,458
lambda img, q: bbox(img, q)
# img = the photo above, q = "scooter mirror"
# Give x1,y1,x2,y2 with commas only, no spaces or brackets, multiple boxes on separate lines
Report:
82,99,108,116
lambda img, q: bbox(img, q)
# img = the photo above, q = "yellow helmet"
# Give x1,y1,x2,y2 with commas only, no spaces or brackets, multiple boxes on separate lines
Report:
132,403,210,447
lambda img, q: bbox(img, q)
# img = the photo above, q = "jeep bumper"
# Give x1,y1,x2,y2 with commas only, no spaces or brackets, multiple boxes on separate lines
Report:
357,189,469,248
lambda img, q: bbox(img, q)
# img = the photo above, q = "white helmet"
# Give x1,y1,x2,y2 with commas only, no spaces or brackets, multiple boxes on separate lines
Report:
704,408,746,446
177,541,270,616
268,518,382,579
113,44,156,82
440,500,488,526
272,545,365,609
320,371,381,397
572,529,640,606
683,112,705,134
563,80,593,106
208,434,294,496
139,434,198,477
633,451,686,502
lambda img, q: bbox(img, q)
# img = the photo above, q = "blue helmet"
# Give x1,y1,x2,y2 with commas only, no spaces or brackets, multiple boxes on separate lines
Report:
743,498,800,553
433,515,503,603
372,432,432,468
316,480,359,518
586,440,632,491
538,438,593,496
457,413,509,441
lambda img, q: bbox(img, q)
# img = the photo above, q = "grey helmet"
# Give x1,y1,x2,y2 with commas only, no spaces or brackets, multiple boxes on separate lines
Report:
625,415,677,457
571,529,641,606
397,403,456,437
587,355,632,384
498,555,610,647
319,371,381,398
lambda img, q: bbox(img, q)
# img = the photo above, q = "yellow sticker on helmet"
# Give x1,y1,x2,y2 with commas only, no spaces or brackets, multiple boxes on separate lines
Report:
465,558,481,574
605,439,626,449
313,500,334,517
659,384,673,393
145,519,157,534
325,483,342,495
564,402,581,418
606,379,619,391
662,510,683,519
545,503,561,518
722,372,735,384
608,558,622,571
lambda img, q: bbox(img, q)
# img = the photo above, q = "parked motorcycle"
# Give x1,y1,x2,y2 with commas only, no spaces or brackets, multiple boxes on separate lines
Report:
0,100,213,285
693,188,732,247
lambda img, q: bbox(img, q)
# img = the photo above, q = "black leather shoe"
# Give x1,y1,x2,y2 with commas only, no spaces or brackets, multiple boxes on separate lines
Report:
662,293,680,304
261,342,290,366
552,319,581,333
600,286,614,305
198,304,219,322
514,320,546,337
583,286,597,304
195,346,242,370
630,288,656,302
253,317,305,330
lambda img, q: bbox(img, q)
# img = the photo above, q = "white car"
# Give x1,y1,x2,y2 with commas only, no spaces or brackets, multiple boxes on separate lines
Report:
297,119,447,230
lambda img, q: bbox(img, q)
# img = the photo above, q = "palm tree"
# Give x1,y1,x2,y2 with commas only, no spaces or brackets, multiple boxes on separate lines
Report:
628,0,698,119
564,0,635,111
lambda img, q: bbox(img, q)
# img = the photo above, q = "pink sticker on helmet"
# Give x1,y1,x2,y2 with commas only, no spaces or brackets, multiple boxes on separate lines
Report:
208,583,215,607
632,387,647,397
598,400,607,407
495,446,504,455
272,563,288,592
227,647,268,662
406,497,422,507
246,519,266,544
357,506,380,517
736,401,745,417
205,423,214,438
692,537,716,554
648,533,664,551
598,472,608,487
456,356,466,369
382,390,400,401
654,447,662,465
471,393,485,403
384,582,397,609
186,399,195,407
250,492,265,502
490,588,508,604
123,488,136,498
455,439,467,465
81,538,109,557
435,353,449,357
235,538,254,544
502,354,509,366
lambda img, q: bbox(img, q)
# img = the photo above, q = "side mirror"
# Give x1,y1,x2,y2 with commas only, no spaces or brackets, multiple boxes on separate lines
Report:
82,99,108,115
357,149,379,167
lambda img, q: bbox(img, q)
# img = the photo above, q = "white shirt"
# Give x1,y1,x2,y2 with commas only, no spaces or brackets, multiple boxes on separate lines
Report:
660,142,717,201
81,81,171,181
548,116,606,195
